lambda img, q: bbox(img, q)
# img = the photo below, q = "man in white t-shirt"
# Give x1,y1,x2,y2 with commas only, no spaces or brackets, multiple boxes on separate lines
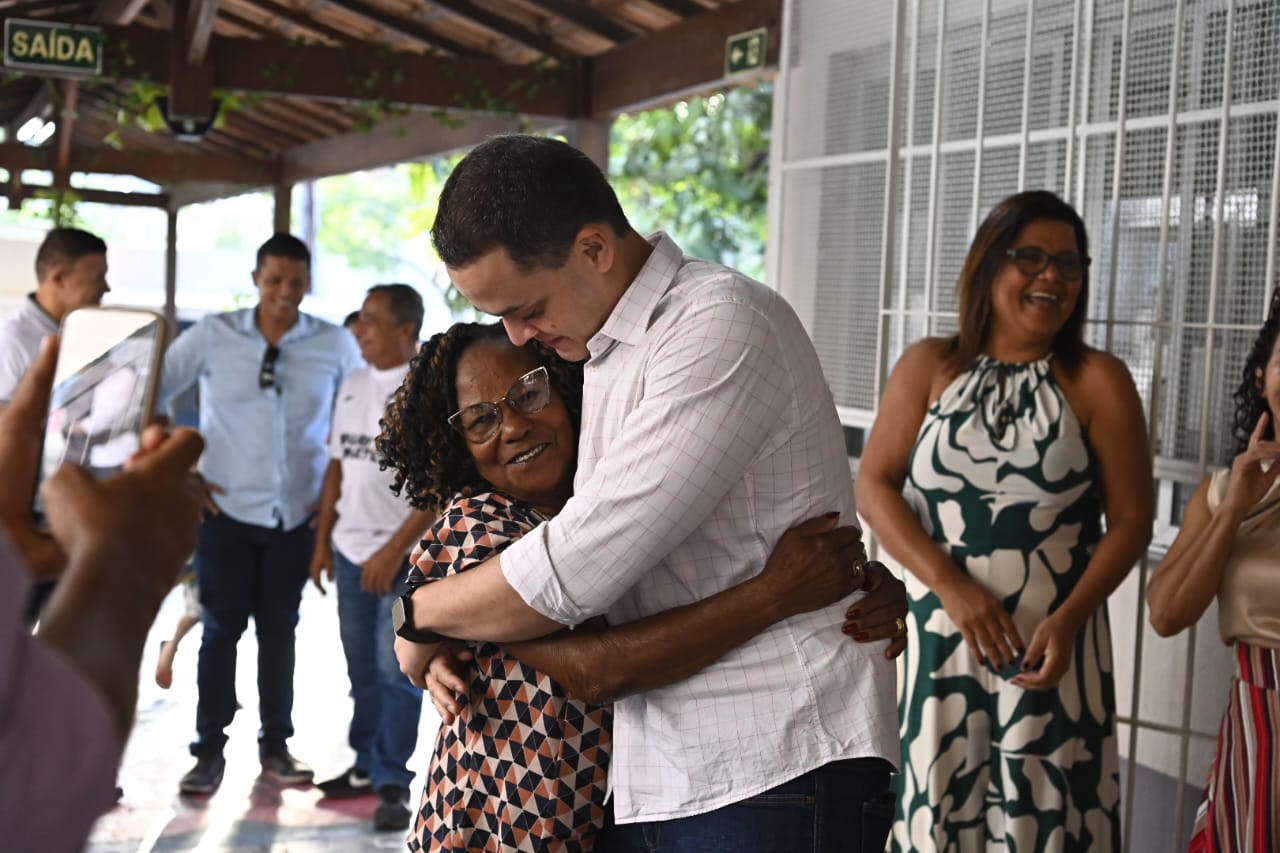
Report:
309,284,434,832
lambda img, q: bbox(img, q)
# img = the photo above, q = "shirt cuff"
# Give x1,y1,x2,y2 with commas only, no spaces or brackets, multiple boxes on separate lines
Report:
500,524,582,626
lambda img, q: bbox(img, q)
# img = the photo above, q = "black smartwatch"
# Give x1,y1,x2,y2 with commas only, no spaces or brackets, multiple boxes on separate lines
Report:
392,589,449,644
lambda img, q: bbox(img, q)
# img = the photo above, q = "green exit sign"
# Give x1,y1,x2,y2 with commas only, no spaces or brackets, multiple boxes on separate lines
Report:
725,27,767,77
4,18,103,76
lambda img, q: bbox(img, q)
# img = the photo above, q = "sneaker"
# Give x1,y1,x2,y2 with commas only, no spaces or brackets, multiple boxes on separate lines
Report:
372,785,411,832
317,766,372,799
260,750,314,785
179,753,226,795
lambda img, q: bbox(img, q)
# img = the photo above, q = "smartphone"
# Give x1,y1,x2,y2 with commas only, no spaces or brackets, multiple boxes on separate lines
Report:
32,306,166,528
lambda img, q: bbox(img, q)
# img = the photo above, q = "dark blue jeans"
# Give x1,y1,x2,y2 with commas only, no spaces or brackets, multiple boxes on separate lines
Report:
597,758,895,853
334,548,422,790
191,512,313,758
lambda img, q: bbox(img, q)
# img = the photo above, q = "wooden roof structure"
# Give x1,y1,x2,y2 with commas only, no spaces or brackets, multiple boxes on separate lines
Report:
0,0,782,216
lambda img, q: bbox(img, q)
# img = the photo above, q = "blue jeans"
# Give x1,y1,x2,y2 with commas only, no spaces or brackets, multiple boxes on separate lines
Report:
334,547,422,790
597,758,895,853
191,513,313,757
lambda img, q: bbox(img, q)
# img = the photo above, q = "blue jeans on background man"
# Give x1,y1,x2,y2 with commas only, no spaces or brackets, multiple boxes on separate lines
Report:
334,548,422,790
596,758,895,853
191,512,313,758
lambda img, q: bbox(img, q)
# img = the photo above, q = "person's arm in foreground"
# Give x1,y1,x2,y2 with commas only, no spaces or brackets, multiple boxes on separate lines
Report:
1147,412,1280,636
0,338,205,850
1013,352,1153,690
857,339,1028,670
421,517,908,716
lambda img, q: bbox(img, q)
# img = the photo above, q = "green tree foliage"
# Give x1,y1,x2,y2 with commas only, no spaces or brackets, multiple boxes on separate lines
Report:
314,156,471,314
610,81,772,281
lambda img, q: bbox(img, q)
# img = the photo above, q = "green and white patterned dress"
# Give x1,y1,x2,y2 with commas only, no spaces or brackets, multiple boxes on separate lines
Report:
891,354,1120,852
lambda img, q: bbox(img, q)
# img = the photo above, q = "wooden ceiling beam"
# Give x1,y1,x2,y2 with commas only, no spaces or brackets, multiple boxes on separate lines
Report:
427,0,564,58
589,0,780,116
317,0,477,56
0,141,279,183
92,0,148,23
186,0,220,65
640,0,706,18
253,97,347,136
280,109,561,183
16,183,170,206
28,22,582,115
230,0,351,45
215,6,281,37
224,105,312,145
522,0,637,44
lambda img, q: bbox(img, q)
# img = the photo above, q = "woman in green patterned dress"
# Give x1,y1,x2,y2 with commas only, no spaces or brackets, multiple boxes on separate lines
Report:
856,190,1153,851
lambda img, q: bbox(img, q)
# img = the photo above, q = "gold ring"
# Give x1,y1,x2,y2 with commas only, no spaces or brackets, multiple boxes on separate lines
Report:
894,617,907,638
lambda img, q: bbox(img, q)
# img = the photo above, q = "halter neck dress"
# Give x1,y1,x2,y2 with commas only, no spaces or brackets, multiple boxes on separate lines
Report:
891,354,1120,852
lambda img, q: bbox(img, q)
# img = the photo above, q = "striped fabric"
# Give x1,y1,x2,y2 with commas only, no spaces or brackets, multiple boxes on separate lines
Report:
1188,643,1279,853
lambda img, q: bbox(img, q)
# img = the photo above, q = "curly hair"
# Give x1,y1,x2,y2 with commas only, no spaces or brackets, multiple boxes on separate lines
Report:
377,321,585,511
1229,286,1280,461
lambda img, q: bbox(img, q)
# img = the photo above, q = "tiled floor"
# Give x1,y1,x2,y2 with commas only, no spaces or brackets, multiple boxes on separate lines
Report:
84,583,442,852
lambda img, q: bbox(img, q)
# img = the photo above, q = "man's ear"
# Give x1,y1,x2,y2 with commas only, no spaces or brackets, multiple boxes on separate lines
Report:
575,225,615,273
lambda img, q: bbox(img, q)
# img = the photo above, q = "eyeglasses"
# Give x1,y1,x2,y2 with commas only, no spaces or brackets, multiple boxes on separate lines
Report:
448,366,552,444
1004,246,1091,282
259,344,280,390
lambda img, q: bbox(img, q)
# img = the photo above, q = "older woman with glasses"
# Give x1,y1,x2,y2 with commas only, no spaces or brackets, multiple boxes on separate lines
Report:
855,191,1153,852
378,321,907,853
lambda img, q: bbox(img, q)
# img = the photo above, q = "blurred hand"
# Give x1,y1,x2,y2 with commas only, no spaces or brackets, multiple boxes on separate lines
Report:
309,540,334,594
42,424,205,608
360,545,403,596
0,336,66,579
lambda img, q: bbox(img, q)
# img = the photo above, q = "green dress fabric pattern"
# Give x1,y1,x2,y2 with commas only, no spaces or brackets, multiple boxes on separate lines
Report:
891,355,1120,852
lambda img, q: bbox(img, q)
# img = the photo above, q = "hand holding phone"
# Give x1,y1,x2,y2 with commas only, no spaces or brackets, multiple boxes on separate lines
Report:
32,307,166,529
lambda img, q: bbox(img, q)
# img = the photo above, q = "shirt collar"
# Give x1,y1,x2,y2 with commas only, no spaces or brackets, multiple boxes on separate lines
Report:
23,293,59,334
241,305,313,342
589,232,684,355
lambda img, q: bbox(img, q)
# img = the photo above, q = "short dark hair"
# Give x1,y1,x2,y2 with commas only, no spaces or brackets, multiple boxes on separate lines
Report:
256,233,310,271
431,134,632,271
343,310,361,328
367,283,425,337
944,190,1091,375
377,322,584,511
35,227,106,281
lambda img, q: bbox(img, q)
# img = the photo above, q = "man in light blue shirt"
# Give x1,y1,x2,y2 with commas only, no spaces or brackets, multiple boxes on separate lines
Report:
158,233,362,796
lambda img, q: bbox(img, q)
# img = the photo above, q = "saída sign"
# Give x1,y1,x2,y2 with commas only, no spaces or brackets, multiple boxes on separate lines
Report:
4,18,103,77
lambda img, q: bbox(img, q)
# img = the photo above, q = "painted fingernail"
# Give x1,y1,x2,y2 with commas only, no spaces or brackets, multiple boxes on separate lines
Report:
854,632,868,640
846,609,860,619
843,625,855,635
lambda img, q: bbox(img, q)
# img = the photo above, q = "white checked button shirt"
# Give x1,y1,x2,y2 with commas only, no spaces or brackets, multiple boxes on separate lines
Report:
501,233,899,822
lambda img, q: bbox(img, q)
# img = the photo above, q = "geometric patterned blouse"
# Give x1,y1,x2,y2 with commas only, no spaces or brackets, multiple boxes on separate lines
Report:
406,492,613,853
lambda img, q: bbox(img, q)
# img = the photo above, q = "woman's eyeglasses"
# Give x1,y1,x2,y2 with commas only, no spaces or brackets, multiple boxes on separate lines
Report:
1004,246,1091,282
448,366,552,444
259,344,280,389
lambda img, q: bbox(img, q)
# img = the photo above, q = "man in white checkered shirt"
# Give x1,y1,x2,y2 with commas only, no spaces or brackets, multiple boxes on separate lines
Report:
396,135,903,852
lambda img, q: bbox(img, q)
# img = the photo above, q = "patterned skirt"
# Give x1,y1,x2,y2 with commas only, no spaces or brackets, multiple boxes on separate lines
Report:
1188,643,1280,853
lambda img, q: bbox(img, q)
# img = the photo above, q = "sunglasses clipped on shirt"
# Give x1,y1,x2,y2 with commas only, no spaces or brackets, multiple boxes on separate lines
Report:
1004,246,1091,282
448,366,552,444
259,344,280,390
